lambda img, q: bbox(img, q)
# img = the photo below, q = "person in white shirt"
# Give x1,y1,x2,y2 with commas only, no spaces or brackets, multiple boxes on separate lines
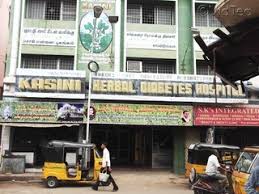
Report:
92,142,118,192
205,150,229,189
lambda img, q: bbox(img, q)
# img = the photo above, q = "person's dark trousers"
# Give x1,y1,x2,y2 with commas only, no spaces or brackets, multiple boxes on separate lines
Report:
92,167,118,191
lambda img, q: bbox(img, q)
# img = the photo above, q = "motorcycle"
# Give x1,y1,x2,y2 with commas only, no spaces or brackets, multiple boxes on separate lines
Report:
192,165,232,194
192,174,228,194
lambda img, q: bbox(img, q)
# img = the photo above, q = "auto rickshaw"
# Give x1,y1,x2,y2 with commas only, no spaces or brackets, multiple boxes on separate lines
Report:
186,143,240,184
232,146,259,194
42,140,102,188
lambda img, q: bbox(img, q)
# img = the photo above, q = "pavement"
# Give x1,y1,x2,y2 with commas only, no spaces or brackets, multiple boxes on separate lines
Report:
0,170,192,194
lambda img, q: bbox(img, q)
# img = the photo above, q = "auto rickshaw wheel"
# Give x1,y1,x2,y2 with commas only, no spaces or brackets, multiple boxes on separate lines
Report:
189,168,197,184
46,177,58,188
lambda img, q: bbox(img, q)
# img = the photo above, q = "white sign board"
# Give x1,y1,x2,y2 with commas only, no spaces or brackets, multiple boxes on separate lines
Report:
195,34,219,51
22,28,76,47
127,31,176,50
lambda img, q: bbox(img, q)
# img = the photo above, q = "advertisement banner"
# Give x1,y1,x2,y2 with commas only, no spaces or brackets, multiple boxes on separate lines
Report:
0,101,84,123
77,1,115,73
22,28,76,47
91,103,193,126
91,72,248,103
126,31,176,50
194,106,259,126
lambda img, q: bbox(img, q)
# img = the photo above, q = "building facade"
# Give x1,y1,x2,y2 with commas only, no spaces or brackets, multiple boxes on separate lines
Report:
0,0,254,174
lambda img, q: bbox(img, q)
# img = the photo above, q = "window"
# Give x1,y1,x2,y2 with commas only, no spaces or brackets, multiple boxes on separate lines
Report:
127,59,176,74
196,60,213,75
127,4,141,23
195,3,222,27
25,0,76,21
235,152,256,173
127,3,175,25
21,54,74,70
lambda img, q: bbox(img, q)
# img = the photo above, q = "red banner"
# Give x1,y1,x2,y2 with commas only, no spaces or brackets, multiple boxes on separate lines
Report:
194,106,259,126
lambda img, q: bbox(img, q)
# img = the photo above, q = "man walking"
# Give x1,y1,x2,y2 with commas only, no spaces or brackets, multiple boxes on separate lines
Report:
245,166,259,194
92,142,119,192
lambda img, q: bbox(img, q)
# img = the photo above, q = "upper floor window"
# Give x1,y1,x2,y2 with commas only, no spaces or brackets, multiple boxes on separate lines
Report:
195,3,222,27
25,0,76,21
21,54,74,70
127,59,176,74
127,3,175,25
196,60,213,75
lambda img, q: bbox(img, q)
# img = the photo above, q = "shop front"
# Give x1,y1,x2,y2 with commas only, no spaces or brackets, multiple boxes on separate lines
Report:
90,103,193,169
194,105,259,147
0,101,86,167
88,72,248,173
0,69,86,168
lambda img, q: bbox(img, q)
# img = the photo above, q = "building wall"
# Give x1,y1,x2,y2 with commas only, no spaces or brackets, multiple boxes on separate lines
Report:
0,0,10,87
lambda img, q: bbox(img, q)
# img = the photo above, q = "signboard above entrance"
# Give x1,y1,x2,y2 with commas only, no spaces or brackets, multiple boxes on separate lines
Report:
91,72,248,103
13,69,85,99
194,105,259,126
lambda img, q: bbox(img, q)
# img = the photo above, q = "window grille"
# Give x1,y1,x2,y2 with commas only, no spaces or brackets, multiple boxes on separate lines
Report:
195,3,222,27
45,0,60,20
196,60,213,75
142,6,155,24
127,4,141,24
62,0,76,21
25,0,45,19
25,0,76,21
156,6,173,25
127,59,176,74
127,3,175,25
60,56,74,70
21,54,74,70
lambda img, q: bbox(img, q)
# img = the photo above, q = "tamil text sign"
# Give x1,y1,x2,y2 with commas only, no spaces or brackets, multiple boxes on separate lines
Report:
22,28,76,47
127,31,176,50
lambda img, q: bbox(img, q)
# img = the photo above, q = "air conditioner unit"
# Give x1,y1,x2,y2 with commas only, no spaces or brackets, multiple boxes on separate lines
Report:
127,61,142,72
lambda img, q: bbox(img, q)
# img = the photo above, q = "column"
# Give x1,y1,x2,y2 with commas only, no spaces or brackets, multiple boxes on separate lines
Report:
173,128,185,175
9,0,22,76
120,0,126,71
178,0,194,74
0,126,11,169
113,0,122,72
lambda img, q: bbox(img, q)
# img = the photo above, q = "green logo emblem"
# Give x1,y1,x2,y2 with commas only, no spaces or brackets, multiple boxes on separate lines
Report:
79,12,113,53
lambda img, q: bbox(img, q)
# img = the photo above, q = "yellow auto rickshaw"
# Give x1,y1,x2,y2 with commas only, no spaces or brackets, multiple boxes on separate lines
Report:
232,146,259,194
186,143,240,184
42,140,102,188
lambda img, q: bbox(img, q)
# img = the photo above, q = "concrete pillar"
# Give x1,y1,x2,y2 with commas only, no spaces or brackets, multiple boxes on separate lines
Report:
0,126,11,169
78,124,85,143
173,128,185,175
178,0,194,74
113,0,122,72
9,0,22,76
185,128,201,163
120,0,126,72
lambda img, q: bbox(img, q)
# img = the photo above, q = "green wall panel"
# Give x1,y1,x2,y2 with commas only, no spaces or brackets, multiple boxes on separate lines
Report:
127,49,176,59
21,45,75,56
173,128,186,175
23,19,76,29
